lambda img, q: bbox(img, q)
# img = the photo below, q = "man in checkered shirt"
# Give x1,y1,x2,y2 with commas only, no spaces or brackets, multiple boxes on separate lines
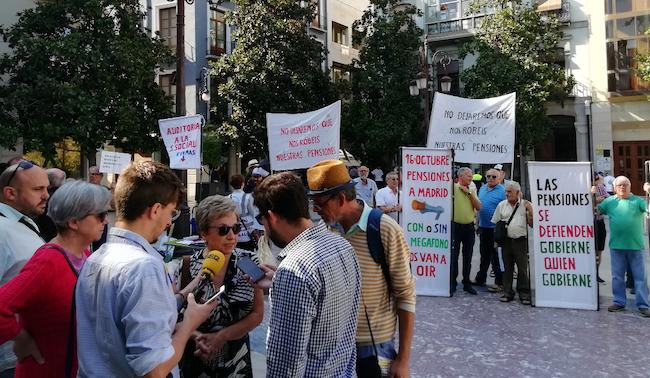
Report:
253,172,361,377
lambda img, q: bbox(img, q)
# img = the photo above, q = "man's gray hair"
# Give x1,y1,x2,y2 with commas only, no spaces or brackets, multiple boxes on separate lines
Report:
386,171,399,180
506,181,521,193
46,168,67,189
613,176,630,187
196,195,237,235
457,167,472,177
48,180,112,230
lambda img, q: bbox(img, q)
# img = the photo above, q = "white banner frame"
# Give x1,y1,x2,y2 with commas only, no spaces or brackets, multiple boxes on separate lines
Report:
158,115,203,170
99,150,132,174
528,161,598,311
426,92,515,164
401,147,453,297
266,101,341,171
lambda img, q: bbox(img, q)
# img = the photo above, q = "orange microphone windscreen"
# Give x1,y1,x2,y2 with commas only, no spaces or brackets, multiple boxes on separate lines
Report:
201,250,226,279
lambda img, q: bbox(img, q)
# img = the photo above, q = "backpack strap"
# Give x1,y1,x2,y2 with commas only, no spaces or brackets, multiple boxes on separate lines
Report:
366,208,392,295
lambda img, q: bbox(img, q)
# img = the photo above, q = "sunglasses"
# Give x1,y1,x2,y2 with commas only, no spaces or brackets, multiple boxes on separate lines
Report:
93,211,109,222
5,160,35,186
209,224,242,236
486,175,498,179
90,172,103,176
255,212,266,224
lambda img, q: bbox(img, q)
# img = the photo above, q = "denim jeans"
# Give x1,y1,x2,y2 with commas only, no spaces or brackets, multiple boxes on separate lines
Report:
610,249,649,309
476,227,503,285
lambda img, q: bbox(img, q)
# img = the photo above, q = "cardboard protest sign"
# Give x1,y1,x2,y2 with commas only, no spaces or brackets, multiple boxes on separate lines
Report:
99,151,132,174
401,147,453,296
158,115,203,169
266,101,340,171
528,161,598,310
427,92,515,164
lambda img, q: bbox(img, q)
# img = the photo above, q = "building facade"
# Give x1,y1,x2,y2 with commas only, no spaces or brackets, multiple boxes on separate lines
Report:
420,0,650,193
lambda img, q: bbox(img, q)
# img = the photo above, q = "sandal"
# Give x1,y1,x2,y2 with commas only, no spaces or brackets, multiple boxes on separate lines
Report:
499,295,514,302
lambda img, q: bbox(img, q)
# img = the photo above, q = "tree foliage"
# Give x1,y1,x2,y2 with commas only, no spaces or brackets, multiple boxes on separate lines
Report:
0,0,174,161
637,28,650,84
461,0,574,152
343,0,423,168
211,0,337,158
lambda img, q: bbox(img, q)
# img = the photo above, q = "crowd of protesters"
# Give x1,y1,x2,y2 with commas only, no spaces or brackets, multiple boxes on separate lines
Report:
0,155,648,378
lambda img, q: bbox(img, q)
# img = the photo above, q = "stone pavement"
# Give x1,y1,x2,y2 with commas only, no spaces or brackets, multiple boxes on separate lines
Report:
249,222,650,377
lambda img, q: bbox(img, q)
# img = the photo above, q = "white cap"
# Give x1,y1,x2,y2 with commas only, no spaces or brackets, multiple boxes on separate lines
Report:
247,159,259,169
494,164,504,171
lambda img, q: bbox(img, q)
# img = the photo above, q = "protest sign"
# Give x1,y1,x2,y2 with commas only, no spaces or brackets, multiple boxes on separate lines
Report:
99,150,132,174
401,147,453,296
158,115,203,169
267,101,340,171
528,161,598,310
427,92,515,164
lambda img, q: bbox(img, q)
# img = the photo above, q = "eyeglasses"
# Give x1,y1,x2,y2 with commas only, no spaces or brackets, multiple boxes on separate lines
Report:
208,224,242,236
486,175,498,179
5,160,35,186
387,178,399,181
310,194,337,212
171,209,181,221
255,211,267,224
90,172,103,176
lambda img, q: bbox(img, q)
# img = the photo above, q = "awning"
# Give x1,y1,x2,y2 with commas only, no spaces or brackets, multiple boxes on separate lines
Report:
537,0,562,12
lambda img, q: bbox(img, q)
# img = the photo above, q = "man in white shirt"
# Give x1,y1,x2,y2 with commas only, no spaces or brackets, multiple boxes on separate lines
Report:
376,171,401,223
371,166,384,188
0,160,49,377
354,166,378,207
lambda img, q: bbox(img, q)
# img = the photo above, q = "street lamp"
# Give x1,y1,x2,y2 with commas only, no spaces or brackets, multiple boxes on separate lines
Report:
199,67,211,103
410,43,452,133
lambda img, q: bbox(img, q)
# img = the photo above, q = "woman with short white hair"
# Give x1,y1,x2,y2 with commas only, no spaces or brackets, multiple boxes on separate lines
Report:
0,180,111,377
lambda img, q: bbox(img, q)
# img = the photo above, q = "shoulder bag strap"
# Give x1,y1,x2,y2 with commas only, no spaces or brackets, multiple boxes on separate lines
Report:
506,203,520,226
0,211,44,240
363,303,379,358
42,245,78,377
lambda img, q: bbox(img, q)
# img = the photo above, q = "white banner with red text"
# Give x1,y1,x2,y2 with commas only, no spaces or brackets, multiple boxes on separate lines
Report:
528,161,598,310
158,115,203,170
426,92,515,164
266,101,340,171
401,147,453,296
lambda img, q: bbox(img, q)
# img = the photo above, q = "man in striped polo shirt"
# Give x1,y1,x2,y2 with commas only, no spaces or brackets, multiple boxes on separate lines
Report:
307,160,416,378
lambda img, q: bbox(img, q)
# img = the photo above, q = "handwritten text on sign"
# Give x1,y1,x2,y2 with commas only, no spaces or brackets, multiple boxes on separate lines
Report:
267,101,340,171
528,162,597,310
427,92,515,164
402,147,453,297
158,115,202,170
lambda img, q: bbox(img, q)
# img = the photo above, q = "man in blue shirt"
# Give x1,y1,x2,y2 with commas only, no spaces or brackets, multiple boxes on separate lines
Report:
75,161,217,377
474,169,506,290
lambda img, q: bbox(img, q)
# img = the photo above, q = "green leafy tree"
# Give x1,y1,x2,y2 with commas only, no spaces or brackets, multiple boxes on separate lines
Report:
461,0,574,152
211,0,337,158
343,0,423,168
637,28,650,84
0,0,174,163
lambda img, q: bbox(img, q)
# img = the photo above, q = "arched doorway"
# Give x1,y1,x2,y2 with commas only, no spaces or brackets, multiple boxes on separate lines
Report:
534,115,577,162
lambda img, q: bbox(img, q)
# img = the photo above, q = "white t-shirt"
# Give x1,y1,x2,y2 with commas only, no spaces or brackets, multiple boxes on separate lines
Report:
376,187,400,222
371,168,384,182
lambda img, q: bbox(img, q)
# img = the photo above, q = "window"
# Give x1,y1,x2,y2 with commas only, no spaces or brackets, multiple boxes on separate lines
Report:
332,22,348,45
312,0,321,28
352,29,362,50
332,63,350,83
159,7,177,50
159,74,176,109
210,10,226,56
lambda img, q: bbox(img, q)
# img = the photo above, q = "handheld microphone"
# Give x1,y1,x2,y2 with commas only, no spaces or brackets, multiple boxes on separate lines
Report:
193,250,226,300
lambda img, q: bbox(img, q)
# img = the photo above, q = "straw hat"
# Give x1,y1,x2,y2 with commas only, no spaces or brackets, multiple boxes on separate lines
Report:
306,160,354,196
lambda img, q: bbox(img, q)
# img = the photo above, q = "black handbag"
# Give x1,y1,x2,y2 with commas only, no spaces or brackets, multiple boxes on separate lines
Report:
494,203,519,243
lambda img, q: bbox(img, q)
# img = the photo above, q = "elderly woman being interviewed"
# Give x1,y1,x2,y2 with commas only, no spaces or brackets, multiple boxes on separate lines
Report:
0,180,111,377
179,195,263,378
